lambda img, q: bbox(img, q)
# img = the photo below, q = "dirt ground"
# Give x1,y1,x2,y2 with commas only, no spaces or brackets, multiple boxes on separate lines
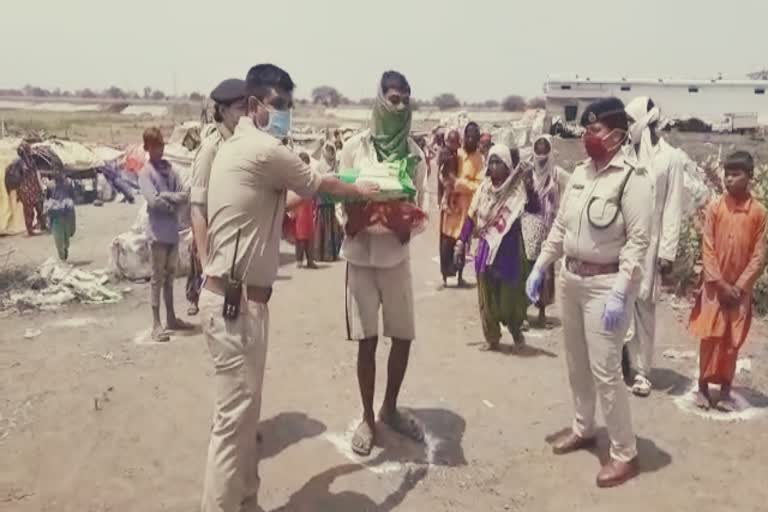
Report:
1,162,767,512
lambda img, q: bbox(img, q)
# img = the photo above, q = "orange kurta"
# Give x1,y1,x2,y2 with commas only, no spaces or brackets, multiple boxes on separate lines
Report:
441,148,484,239
689,194,767,382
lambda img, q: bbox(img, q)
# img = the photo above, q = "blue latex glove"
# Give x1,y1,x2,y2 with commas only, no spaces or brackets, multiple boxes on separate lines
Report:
601,292,627,332
526,267,544,304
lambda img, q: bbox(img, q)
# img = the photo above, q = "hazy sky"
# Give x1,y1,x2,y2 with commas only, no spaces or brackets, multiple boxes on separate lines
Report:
2,0,766,101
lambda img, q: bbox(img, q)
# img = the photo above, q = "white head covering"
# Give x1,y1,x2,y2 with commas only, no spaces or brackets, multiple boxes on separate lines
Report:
487,143,513,171
532,134,555,180
467,143,527,266
625,96,661,168
530,134,561,227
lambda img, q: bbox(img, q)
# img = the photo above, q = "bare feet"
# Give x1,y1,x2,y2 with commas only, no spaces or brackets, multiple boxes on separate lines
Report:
509,327,526,346
167,318,194,331
379,407,424,443
480,342,500,352
351,420,375,456
187,305,199,316
693,391,710,410
697,381,713,409
716,399,738,413
151,326,170,343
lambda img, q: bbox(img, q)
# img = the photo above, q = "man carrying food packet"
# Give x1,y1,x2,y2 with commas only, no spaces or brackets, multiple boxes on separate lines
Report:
334,70,429,456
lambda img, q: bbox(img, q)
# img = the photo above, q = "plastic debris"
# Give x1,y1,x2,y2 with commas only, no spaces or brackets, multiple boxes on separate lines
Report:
6,258,121,310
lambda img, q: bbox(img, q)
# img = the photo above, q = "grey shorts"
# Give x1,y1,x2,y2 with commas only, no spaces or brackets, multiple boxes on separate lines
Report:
345,260,415,341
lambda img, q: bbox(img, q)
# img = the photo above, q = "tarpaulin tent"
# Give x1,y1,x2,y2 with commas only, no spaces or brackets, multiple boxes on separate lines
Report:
31,140,104,174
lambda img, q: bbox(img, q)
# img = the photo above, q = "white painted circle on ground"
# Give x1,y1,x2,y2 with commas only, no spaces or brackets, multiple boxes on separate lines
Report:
674,387,768,422
324,419,441,475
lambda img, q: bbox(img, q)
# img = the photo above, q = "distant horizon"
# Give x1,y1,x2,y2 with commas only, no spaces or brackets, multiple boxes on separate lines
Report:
3,68,766,106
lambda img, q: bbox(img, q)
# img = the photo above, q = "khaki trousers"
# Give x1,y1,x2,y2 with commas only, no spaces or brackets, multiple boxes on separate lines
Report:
199,288,269,512
559,270,638,463
625,297,657,377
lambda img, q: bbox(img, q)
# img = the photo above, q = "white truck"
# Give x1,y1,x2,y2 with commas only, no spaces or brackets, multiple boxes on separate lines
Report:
713,112,759,134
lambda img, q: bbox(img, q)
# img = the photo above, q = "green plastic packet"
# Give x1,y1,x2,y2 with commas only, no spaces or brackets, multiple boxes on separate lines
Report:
319,156,418,204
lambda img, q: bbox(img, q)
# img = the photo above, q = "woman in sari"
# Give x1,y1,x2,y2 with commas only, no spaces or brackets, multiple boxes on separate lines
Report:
455,144,540,350
521,135,570,327
440,122,484,287
313,141,344,261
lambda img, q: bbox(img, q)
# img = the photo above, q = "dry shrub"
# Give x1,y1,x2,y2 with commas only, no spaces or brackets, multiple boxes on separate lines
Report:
501,95,526,112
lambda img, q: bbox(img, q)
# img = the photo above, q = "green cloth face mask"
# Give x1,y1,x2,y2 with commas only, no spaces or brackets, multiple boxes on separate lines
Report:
370,92,412,162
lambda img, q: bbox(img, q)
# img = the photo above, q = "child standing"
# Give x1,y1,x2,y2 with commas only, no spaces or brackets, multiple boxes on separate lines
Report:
292,152,318,269
689,151,767,411
44,172,76,261
138,127,193,342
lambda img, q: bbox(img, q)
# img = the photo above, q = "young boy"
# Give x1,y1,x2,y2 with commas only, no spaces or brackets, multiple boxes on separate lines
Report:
137,127,193,342
689,151,767,411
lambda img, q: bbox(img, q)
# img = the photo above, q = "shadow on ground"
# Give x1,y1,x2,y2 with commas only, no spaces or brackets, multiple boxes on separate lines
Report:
545,427,672,476
259,411,328,461
526,314,562,329
466,341,558,358
736,386,768,408
278,251,298,267
497,344,558,358
270,408,466,512
652,368,693,397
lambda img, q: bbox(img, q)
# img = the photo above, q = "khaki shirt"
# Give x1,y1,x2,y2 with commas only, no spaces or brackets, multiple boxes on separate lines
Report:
205,118,322,287
189,124,232,216
339,130,429,268
536,146,652,296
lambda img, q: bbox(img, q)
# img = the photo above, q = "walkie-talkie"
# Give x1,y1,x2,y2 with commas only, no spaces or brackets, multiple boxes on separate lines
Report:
222,229,242,319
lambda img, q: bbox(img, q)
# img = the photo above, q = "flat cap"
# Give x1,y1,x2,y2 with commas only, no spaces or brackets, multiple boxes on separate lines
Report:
210,79,246,105
580,97,628,128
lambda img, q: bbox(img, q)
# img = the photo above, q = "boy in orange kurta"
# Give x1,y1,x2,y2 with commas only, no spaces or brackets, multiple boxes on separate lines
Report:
689,151,767,411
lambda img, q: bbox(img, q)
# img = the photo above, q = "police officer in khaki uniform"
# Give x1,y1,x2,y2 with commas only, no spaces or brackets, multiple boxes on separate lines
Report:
527,98,652,488
199,64,377,512
187,79,246,315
